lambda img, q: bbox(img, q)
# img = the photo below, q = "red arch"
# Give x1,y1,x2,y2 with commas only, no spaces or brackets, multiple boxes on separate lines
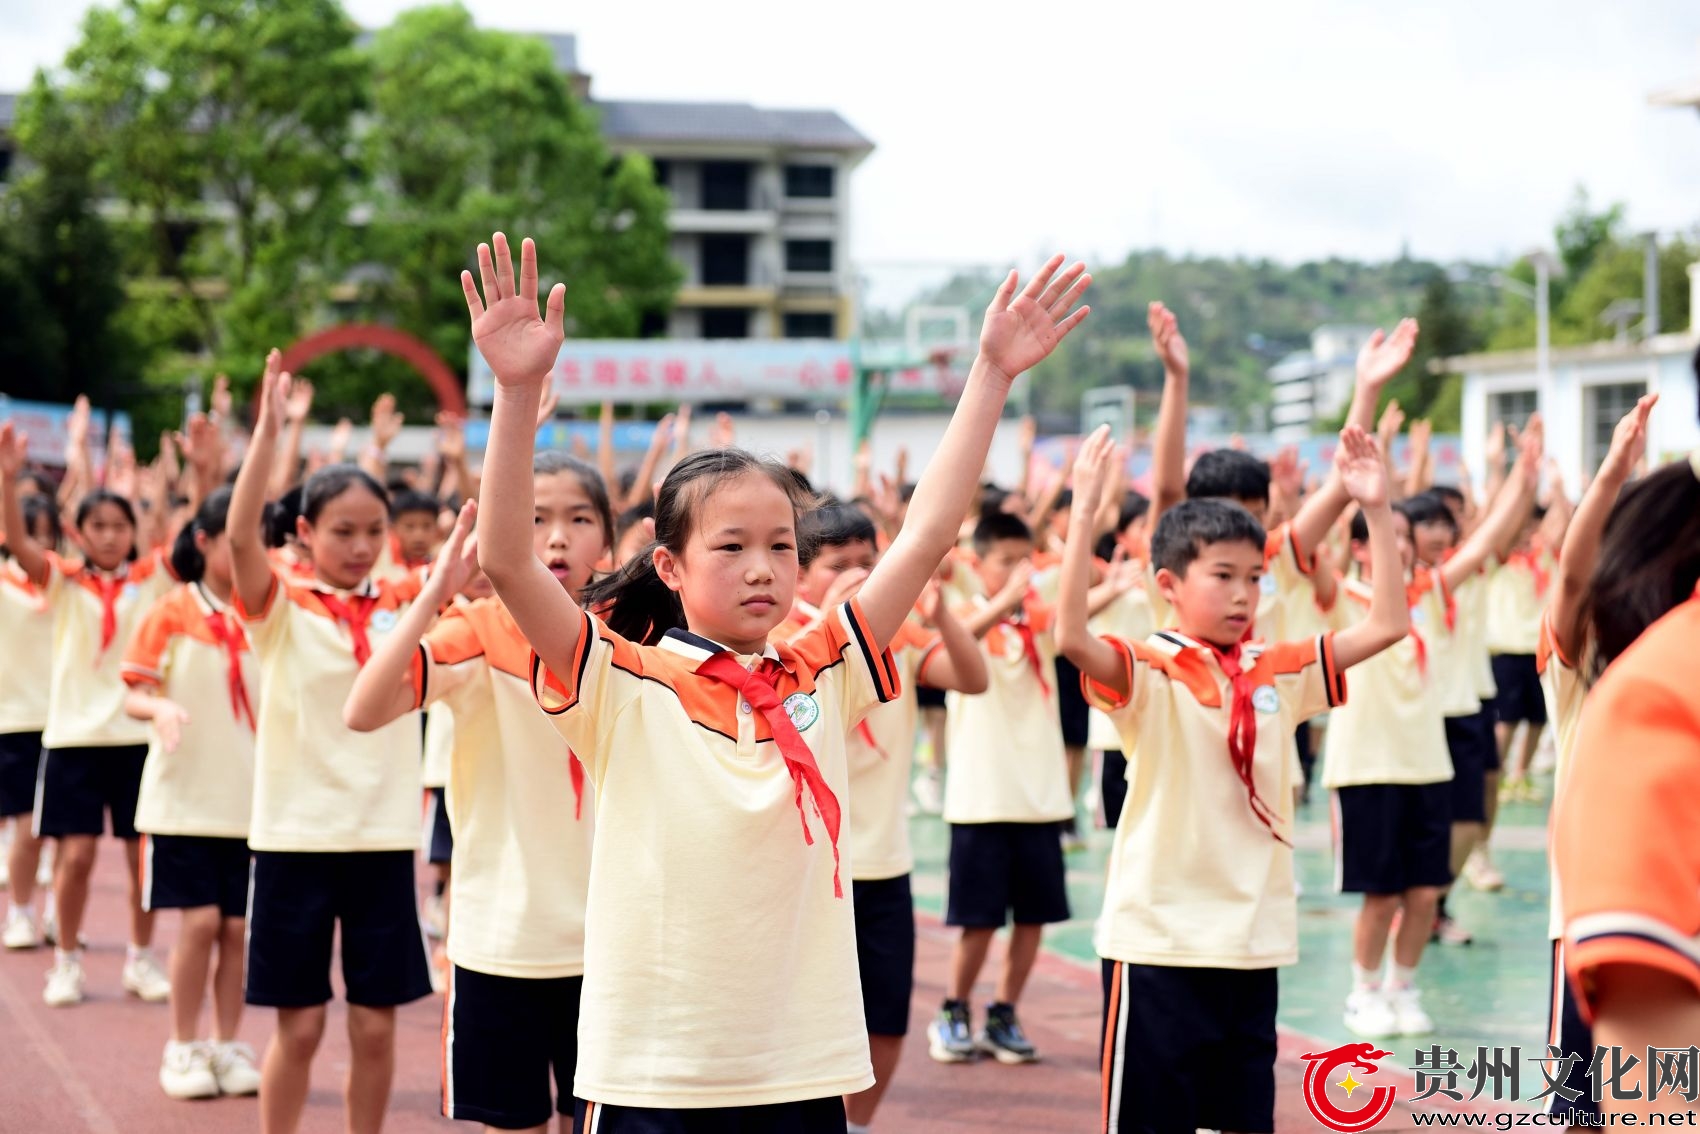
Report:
279,325,466,416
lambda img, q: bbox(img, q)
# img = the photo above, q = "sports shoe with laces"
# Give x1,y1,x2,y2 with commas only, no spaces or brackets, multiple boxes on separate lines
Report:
976,1001,1039,1064
1432,914,1474,946
122,950,172,1002
3,906,40,949
1463,848,1505,892
1389,985,1435,1035
159,1040,219,1099
208,1040,262,1096
1343,987,1398,1038
927,999,975,1063
43,953,84,1007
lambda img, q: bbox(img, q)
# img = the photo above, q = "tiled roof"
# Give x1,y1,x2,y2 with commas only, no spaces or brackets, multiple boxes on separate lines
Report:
594,100,872,151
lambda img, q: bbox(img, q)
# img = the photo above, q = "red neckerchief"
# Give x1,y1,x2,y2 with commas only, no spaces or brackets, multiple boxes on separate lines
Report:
696,652,844,898
1003,595,1051,696
315,591,381,667
200,588,255,730
567,751,586,820
1508,549,1550,599
89,568,127,661
1205,641,1287,844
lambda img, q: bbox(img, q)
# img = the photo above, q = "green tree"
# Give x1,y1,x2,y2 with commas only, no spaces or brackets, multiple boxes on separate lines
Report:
1379,270,1481,430
356,4,678,414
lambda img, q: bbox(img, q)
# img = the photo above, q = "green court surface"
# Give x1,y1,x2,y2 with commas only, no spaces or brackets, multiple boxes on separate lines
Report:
908,775,1559,1069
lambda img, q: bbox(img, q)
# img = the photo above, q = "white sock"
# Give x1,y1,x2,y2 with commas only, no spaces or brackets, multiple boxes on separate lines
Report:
848,1125,872,1134
54,946,80,966
127,942,148,963
7,901,24,919
1352,963,1380,992
1387,962,1419,990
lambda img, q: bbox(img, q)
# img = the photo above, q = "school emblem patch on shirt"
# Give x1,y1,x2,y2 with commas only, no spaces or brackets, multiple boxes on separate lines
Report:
1252,684,1280,714
122,583,139,601
1259,574,1278,596
782,692,820,732
370,609,398,633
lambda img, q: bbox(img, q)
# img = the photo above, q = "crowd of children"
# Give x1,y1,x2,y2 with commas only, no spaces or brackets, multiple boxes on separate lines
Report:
0,229,1696,1134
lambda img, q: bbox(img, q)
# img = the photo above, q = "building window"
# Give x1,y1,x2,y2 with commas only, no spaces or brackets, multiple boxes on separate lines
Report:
785,240,833,274
701,161,752,211
1585,382,1646,474
784,164,834,199
1487,389,1537,433
651,159,671,188
700,235,750,286
700,308,751,339
783,312,835,339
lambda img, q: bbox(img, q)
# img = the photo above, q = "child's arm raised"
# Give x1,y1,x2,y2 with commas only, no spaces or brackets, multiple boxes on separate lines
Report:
858,257,1089,649
1550,394,1656,661
1441,415,1542,594
915,578,989,694
1057,426,1130,698
1146,302,1189,530
344,502,479,731
1331,426,1410,670
463,234,585,680
226,351,290,618
0,424,50,586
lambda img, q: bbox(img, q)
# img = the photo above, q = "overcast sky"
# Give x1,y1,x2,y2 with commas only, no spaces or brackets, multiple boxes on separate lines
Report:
5,0,1700,297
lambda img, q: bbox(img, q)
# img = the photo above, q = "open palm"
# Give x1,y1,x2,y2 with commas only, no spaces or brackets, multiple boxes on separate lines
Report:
1335,426,1388,508
1357,319,1419,388
461,233,566,385
978,255,1091,382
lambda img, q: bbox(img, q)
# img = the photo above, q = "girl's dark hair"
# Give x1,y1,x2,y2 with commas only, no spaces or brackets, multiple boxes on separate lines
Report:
581,448,817,645
1349,501,1416,543
264,485,304,549
2,494,61,559
798,503,877,568
75,490,139,561
1401,491,1460,539
615,499,654,544
169,486,234,583
301,464,390,525
1584,461,1700,680
534,450,615,546
1100,492,1153,558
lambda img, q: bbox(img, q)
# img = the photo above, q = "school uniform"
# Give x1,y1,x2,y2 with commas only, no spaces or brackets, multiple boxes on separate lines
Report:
1535,612,1598,1120
942,593,1071,930
241,569,432,1009
0,559,53,819
532,599,897,1128
1555,585,1700,1094
36,551,174,840
1323,571,1454,895
1433,568,1495,824
1485,551,1550,726
420,704,454,866
1085,584,1155,830
120,583,257,917
1085,629,1345,1134
408,596,597,1129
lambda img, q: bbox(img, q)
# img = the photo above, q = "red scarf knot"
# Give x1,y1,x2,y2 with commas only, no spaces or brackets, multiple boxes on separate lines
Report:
1208,643,1288,845
316,592,380,667
202,603,255,731
1004,607,1051,696
696,652,844,898
93,573,124,660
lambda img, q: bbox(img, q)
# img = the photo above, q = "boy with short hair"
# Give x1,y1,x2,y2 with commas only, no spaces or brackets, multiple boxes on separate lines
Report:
1059,424,1409,1134
389,489,441,570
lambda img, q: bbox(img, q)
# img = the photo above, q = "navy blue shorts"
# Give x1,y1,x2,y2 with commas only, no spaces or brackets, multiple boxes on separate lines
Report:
1490,653,1547,726
35,745,147,839
1546,940,1600,1120
852,874,915,1037
576,1097,846,1133
141,834,250,918
915,685,947,710
1054,656,1089,748
0,730,42,818
446,966,581,1129
1101,960,1277,1133
1101,750,1128,830
1444,711,1495,824
945,822,1069,928
1334,782,1453,895
423,786,453,865
245,849,432,1009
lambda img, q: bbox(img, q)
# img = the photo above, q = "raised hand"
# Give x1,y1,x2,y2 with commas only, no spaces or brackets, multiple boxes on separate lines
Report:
710,412,737,450
370,393,404,450
210,374,234,423
917,576,946,627
328,417,354,462
436,412,467,462
285,377,315,425
0,423,28,478
1147,302,1189,379
460,233,566,385
821,566,871,611
429,500,481,599
1018,414,1037,452
786,446,813,476
1376,399,1405,448
535,386,560,430
65,395,91,451
106,431,138,499
996,559,1037,612
1335,425,1389,508
1601,393,1658,479
155,431,181,486
1514,413,1545,485
175,413,224,480
978,255,1091,383
253,350,292,440
1356,318,1419,390
1269,445,1305,499
1071,424,1116,516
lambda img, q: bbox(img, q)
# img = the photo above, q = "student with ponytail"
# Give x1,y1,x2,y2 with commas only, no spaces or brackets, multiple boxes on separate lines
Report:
121,487,263,1100
466,231,1087,1132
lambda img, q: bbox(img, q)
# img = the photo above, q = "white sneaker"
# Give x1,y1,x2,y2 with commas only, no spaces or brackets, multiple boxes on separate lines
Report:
43,954,85,1006
208,1040,261,1096
122,951,172,1002
159,1041,220,1099
0,858,9,889
1389,985,1435,1035
1463,848,1505,892
912,770,944,815
422,893,447,940
1343,988,1399,1038
3,907,40,949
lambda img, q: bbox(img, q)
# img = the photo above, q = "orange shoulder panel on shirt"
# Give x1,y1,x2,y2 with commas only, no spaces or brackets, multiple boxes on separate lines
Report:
1257,633,1345,705
1535,609,1575,675
423,604,489,668
1263,522,1287,568
120,588,189,685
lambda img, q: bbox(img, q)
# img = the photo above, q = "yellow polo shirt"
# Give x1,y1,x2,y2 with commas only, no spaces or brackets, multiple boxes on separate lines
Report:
43,551,174,749
411,596,593,980
943,594,1072,824
532,599,896,1108
1321,571,1453,788
1486,551,1549,655
1087,585,1155,752
1539,611,1588,941
1085,629,1344,968
846,619,940,881
244,570,424,852
121,584,257,838
0,559,53,734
